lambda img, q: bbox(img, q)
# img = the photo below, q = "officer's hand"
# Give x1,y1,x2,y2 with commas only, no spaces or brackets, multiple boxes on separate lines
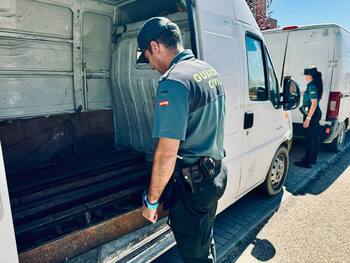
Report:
303,119,310,128
142,205,158,223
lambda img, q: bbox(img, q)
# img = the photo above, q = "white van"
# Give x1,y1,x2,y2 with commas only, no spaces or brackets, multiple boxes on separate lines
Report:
263,24,350,151
0,0,300,262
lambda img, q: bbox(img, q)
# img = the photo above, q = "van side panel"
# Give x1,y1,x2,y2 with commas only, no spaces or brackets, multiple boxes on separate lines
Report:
0,0,114,119
0,1,75,118
0,0,116,172
0,143,18,263
110,13,191,154
82,11,113,110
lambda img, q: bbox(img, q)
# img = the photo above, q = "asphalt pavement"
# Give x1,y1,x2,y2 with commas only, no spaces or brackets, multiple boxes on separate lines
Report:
226,141,350,263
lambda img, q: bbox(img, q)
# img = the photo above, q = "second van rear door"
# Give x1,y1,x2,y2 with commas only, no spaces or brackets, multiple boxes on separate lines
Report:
0,142,19,263
284,27,335,124
265,27,335,124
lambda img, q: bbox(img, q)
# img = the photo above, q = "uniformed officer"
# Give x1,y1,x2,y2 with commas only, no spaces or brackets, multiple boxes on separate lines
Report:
295,66,323,168
137,17,227,262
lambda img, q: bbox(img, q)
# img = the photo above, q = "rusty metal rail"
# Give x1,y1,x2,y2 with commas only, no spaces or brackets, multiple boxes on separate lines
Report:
18,208,168,263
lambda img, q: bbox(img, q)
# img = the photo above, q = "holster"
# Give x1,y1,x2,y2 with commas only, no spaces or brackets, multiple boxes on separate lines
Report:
160,157,222,210
179,157,221,193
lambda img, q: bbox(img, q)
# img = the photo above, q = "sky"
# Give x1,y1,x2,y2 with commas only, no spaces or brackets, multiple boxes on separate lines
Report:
270,0,350,31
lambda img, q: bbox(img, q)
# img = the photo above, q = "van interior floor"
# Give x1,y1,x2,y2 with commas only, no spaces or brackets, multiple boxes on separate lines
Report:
6,148,151,252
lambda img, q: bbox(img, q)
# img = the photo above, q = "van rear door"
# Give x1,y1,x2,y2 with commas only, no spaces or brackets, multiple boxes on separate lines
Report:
265,27,335,124
284,27,334,123
0,142,18,263
263,31,289,84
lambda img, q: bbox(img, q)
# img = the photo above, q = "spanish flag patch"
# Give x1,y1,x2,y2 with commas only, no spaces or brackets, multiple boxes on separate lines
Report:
159,100,169,106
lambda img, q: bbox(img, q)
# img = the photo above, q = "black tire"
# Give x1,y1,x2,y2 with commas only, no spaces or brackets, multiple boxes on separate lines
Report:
262,146,289,196
329,123,346,152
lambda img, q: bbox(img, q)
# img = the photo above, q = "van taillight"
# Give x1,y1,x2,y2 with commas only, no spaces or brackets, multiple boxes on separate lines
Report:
282,26,298,31
327,92,341,119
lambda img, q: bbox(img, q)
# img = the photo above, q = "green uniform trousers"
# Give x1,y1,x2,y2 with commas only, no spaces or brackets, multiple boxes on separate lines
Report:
168,164,227,263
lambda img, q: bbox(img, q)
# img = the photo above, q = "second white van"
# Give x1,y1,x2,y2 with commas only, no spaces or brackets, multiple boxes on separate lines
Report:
263,24,350,151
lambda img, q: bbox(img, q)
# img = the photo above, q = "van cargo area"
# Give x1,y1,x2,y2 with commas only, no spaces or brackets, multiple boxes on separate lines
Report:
0,0,192,262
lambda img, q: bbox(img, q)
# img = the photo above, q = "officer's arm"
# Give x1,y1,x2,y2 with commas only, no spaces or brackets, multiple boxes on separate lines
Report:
148,137,180,203
307,99,318,119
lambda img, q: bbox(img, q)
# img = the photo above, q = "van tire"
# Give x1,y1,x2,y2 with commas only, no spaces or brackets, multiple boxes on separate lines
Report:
262,146,289,196
329,123,346,152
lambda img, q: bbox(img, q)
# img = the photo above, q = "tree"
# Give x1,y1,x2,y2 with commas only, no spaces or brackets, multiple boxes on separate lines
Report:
246,0,273,30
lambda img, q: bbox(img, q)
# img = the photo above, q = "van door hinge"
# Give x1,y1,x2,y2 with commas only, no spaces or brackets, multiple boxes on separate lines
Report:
329,61,337,67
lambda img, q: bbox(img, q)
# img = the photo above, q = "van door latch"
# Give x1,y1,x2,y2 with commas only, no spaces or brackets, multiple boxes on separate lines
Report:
244,112,254,130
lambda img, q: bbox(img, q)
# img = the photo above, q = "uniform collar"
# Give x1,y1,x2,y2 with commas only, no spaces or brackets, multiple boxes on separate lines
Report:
169,49,195,68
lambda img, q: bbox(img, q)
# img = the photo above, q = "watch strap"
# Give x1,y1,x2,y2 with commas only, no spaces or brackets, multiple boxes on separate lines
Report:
143,191,159,210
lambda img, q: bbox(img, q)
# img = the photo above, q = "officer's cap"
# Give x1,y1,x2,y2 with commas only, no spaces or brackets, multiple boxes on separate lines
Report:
304,66,318,77
137,17,179,63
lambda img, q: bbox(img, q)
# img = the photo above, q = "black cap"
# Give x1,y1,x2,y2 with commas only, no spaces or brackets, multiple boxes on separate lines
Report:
137,17,179,63
304,66,318,76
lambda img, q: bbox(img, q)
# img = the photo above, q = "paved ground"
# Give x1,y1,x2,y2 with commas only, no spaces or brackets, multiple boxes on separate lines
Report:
228,143,350,263
155,137,349,263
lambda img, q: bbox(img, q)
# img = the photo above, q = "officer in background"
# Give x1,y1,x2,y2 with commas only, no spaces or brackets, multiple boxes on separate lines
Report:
137,17,227,262
295,66,323,168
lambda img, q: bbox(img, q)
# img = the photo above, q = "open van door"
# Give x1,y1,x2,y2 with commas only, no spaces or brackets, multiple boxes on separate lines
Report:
0,142,19,263
190,0,244,211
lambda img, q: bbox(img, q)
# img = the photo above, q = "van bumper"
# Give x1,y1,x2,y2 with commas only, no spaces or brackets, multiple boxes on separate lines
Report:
292,119,342,144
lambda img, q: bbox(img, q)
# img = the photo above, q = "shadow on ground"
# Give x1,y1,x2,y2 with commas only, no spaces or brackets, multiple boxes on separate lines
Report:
297,145,350,196
286,134,349,196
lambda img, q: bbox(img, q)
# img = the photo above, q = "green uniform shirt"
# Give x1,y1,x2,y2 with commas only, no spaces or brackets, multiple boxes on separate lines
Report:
303,82,319,107
152,50,226,164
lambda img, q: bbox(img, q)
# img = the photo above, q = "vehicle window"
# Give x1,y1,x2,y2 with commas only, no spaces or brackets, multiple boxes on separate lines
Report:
245,35,268,101
266,50,280,107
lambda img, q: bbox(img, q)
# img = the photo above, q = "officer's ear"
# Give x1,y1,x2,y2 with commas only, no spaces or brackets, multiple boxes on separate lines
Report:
149,40,161,55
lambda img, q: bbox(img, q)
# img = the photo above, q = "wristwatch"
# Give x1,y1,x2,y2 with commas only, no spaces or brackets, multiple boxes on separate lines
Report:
306,116,311,121
143,191,159,210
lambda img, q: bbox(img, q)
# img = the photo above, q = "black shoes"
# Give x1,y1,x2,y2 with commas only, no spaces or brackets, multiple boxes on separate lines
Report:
294,160,312,168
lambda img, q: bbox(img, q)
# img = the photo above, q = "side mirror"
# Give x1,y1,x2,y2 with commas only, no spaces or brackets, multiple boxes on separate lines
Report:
282,76,300,111
256,86,268,101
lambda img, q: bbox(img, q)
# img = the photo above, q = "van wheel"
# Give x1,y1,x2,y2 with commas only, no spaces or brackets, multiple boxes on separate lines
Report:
329,123,346,152
262,146,289,196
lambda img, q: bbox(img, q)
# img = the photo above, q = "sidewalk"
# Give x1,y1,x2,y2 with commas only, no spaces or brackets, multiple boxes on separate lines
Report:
155,138,348,263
